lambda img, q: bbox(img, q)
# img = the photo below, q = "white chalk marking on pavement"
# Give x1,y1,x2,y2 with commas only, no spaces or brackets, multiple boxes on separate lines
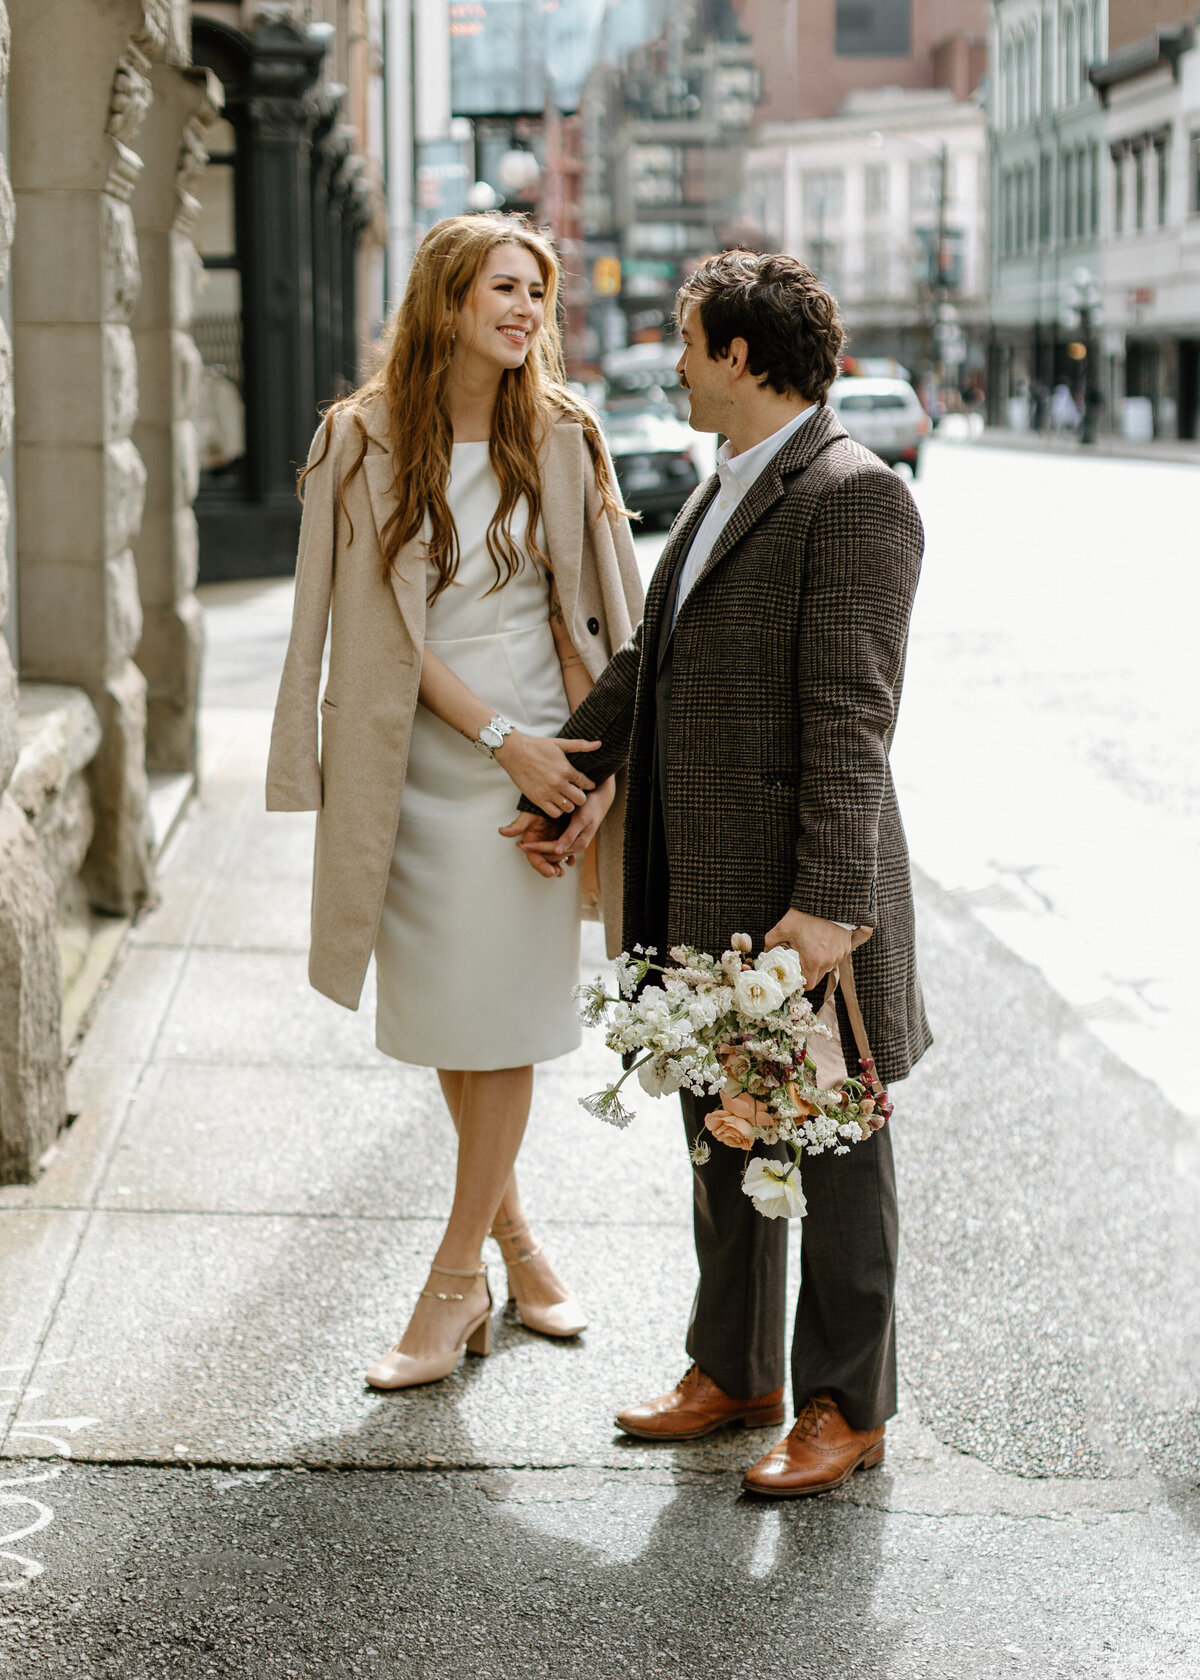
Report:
0,1368,100,1591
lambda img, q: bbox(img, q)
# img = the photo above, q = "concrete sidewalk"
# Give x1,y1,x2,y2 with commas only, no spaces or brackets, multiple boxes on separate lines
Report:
959,423,1200,466
2,578,1199,1679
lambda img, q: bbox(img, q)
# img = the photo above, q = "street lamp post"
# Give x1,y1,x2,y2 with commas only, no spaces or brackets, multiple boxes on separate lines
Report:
1062,266,1104,444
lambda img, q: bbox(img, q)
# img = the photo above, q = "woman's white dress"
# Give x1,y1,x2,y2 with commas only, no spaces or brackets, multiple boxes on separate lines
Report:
374,441,582,1070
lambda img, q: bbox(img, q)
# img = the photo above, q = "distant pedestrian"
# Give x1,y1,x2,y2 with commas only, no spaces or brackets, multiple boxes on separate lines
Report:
266,214,643,1390
1030,381,1049,433
1050,382,1079,434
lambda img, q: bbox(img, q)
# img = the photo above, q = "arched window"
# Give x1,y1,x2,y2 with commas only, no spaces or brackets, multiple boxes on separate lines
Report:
1063,10,1075,102
1004,41,1015,128
1016,37,1027,124
1078,3,1091,93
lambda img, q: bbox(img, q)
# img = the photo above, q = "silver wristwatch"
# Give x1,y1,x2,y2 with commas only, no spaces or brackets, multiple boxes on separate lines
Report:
473,714,515,758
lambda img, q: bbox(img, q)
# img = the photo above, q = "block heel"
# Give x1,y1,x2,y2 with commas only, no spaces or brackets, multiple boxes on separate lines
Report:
465,1310,493,1357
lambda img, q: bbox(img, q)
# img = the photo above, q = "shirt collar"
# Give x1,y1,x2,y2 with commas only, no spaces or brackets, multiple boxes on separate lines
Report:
716,404,817,492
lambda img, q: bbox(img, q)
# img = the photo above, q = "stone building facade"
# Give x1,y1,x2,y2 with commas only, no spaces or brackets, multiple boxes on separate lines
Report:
0,0,217,1181
0,1,387,1183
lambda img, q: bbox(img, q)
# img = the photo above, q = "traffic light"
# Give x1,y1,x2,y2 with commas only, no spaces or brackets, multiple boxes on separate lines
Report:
592,256,621,297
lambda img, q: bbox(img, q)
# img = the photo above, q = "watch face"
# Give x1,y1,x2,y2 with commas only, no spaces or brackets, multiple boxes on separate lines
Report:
481,724,504,749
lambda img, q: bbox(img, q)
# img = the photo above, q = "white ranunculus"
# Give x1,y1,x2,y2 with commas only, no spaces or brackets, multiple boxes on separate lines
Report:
732,968,785,1019
742,1157,807,1220
754,944,806,997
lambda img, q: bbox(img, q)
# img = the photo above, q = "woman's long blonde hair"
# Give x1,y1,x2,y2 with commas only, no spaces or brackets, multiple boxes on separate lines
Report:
302,212,623,600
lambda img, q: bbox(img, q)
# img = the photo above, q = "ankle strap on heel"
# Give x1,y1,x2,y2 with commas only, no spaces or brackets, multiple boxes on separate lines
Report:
489,1223,543,1267
420,1260,488,1303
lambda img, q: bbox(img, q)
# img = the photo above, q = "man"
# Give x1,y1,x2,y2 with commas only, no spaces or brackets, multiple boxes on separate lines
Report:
520,250,930,1497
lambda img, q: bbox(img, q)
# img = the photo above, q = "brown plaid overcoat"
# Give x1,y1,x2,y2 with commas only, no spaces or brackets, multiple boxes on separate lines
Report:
562,402,932,1085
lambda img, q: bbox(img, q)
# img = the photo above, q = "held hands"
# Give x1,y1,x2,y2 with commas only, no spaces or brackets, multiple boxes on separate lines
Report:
499,777,617,878
493,732,600,820
763,908,854,988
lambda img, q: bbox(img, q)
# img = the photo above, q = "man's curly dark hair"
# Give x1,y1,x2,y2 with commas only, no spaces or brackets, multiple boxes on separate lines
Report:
676,251,844,404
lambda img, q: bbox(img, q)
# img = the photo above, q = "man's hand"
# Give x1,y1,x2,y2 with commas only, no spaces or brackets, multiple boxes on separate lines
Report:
763,908,854,989
498,812,566,877
493,732,600,819
499,778,617,879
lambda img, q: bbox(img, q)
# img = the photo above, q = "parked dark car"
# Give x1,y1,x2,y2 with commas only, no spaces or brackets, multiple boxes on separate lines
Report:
601,399,704,525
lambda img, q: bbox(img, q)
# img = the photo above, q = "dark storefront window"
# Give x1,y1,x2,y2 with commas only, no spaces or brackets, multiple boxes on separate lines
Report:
835,0,911,58
192,117,246,489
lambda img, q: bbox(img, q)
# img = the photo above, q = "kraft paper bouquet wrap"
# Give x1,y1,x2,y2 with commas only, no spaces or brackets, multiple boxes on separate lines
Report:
576,934,891,1220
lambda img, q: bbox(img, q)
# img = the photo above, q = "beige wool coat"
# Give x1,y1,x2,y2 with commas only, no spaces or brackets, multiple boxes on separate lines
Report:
265,397,644,1011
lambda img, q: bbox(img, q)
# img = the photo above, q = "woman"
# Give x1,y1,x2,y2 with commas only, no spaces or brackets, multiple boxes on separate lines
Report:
266,213,643,1390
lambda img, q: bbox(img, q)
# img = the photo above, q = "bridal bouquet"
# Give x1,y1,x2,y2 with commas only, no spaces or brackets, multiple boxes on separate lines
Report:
576,935,891,1220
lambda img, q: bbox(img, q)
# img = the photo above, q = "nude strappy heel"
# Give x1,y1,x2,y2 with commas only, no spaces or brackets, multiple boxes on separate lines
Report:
489,1222,588,1340
364,1262,493,1390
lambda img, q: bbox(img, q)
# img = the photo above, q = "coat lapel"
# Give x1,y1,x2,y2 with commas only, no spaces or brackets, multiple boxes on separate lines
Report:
361,448,427,653
646,473,718,667
672,403,847,630
539,423,585,630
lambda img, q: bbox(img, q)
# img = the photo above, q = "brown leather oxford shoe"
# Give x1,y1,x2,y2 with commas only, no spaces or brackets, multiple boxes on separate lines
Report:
741,1392,885,1497
615,1364,785,1441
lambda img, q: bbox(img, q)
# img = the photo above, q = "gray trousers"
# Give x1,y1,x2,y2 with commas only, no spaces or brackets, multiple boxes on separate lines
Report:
680,1088,899,1432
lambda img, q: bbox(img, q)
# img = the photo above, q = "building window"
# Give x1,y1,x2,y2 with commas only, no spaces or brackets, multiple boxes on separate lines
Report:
1156,138,1169,227
1062,150,1074,241
1134,143,1146,230
1040,152,1052,241
1042,21,1053,111
1077,2,1091,89
809,239,841,292
835,0,911,57
1191,133,1200,215
1016,37,1027,125
1113,147,1125,234
1063,10,1075,103
863,247,890,296
864,163,889,216
1027,162,1038,248
1089,141,1099,234
1076,146,1088,241
804,170,844,221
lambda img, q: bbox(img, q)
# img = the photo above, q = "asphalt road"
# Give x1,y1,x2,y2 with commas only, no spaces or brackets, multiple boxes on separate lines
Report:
2,440,1198,1679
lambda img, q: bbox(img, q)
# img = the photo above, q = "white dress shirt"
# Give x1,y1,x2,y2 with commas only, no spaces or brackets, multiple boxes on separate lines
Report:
670,404,816,627
668,402,854,933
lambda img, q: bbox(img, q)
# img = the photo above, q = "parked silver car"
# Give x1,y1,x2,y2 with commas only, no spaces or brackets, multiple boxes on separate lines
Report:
827,377,930,475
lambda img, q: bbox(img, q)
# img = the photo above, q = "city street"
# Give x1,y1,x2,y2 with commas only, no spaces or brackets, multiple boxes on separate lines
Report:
2,440,1199,1679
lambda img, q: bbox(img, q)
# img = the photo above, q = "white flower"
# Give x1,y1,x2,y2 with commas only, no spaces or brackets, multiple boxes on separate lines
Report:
580,1088,635,1128
732,968,785,1020
574,976,613,1026
754,945,805,997
637,1058,682,1098
686,991,721,1031
730,932,753,953
742,1156,807,1220
612,956,641,997
689,1137,712,1165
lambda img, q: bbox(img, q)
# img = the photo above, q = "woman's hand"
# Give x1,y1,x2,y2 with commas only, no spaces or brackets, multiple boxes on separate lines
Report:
493,732,600,820
499,777,616,877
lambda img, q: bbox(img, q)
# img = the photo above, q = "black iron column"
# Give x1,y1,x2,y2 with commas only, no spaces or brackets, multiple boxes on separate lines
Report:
309,87,346,414
242,20,325,509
